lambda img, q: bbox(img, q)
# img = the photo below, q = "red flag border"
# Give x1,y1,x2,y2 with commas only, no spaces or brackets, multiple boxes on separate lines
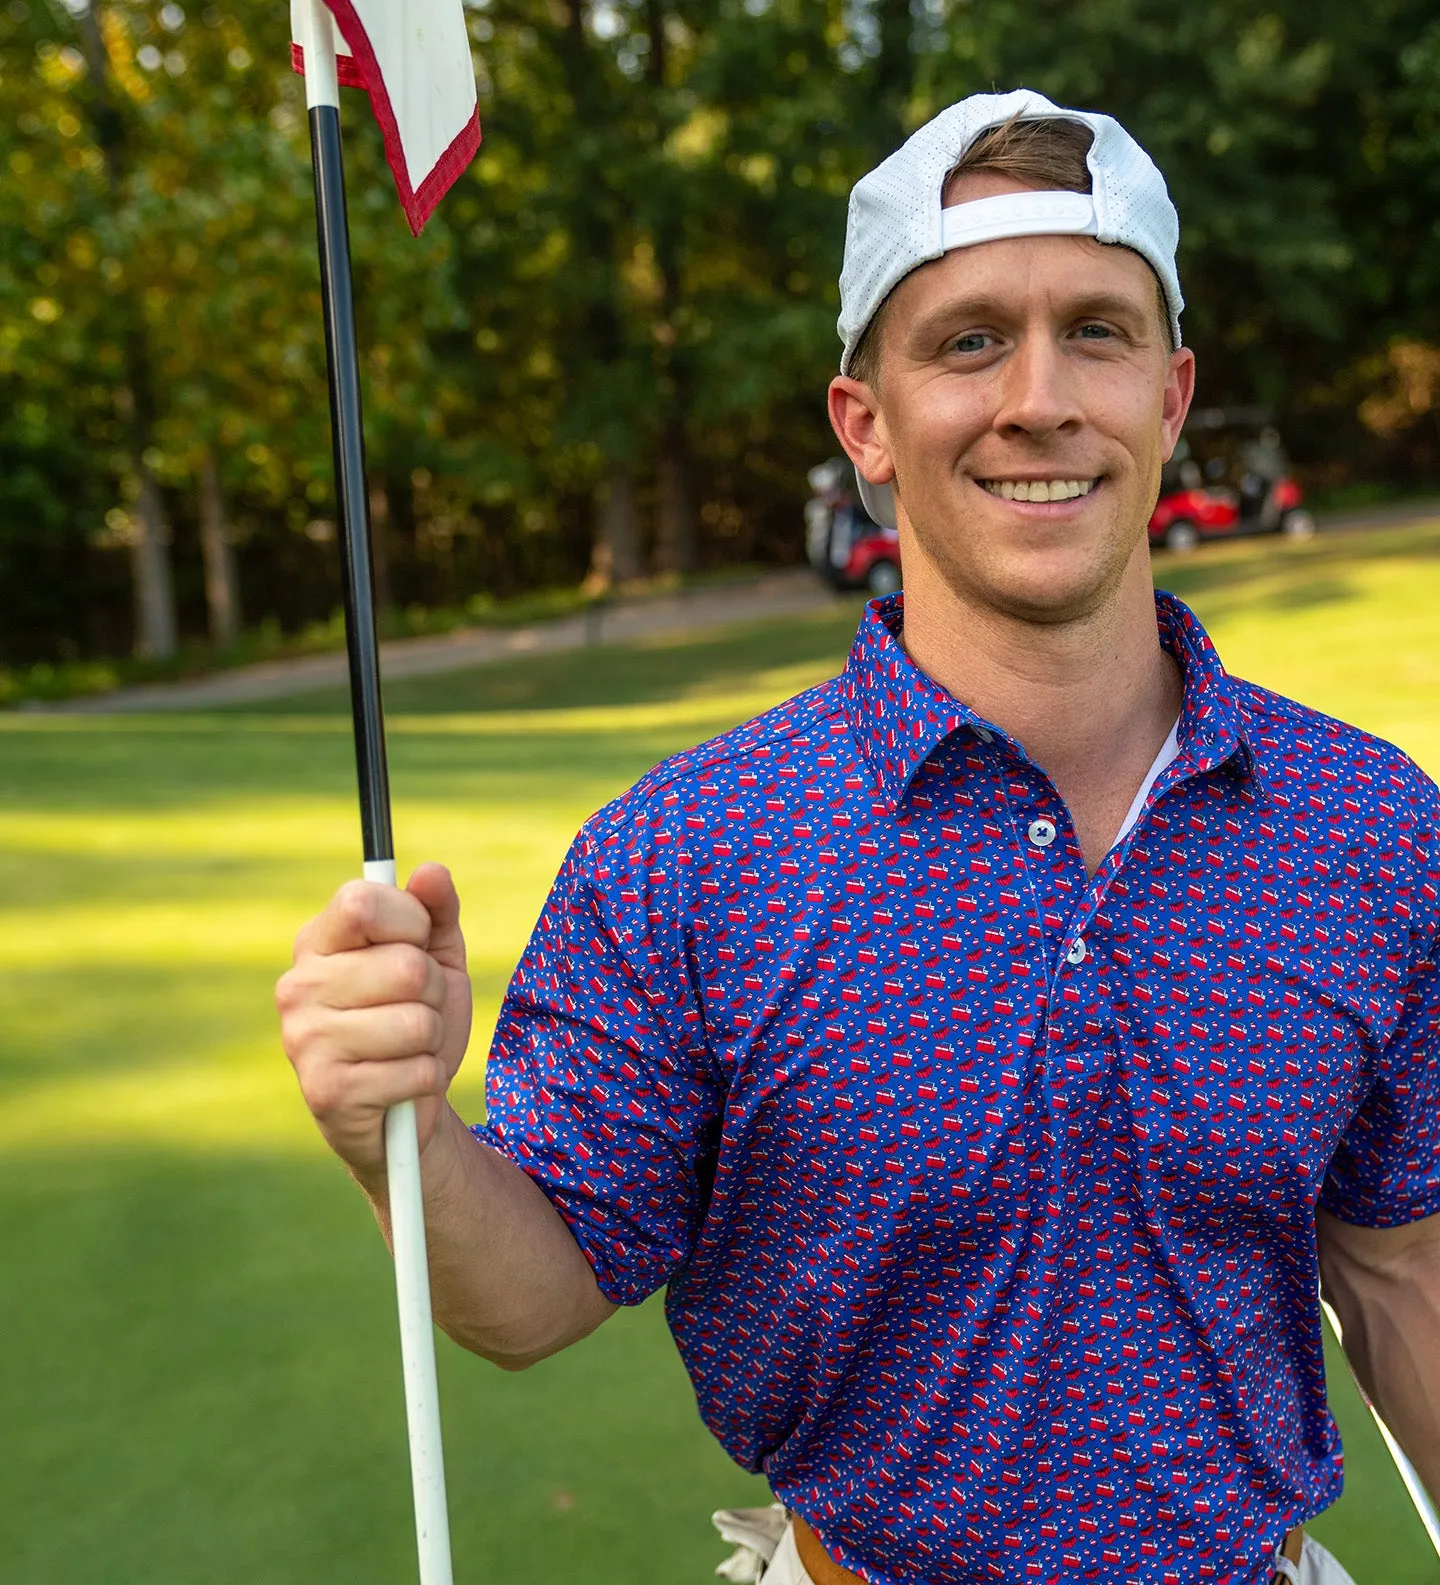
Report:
290,5,481,236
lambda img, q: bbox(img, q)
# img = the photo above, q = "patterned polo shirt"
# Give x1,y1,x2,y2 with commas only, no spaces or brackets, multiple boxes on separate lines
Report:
478,591,1440,1585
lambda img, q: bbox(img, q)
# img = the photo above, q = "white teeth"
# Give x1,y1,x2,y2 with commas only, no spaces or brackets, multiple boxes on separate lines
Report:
981,478,1096,501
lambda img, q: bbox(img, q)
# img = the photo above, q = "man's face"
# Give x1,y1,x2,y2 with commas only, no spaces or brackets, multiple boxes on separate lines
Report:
830,172,1195,627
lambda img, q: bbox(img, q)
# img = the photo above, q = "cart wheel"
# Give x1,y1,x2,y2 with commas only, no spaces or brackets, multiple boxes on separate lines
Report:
1164,520,1199,552
867,560,902,596
1281,510,1316,540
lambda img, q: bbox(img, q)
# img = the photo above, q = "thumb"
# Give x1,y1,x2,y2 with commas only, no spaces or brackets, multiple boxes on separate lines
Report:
406,863,466,971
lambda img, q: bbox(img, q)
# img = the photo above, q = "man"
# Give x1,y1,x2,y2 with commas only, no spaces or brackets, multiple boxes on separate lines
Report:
277,89,1440,1585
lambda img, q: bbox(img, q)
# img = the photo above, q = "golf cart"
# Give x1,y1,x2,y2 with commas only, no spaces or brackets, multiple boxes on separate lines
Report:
1149,406,1314,552
805,458,902,596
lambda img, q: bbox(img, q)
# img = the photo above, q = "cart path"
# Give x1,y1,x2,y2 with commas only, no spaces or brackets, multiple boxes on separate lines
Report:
33,498,1440,715
45,568,849,714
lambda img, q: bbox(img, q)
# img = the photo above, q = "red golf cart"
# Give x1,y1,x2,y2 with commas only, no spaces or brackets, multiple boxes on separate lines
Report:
805,458,902,595
1149,407,1314,552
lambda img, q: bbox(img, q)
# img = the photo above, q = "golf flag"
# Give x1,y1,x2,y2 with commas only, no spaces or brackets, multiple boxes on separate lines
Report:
290,0,481,235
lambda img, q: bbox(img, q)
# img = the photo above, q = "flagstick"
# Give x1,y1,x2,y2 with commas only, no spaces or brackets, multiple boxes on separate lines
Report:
297,5,454,1582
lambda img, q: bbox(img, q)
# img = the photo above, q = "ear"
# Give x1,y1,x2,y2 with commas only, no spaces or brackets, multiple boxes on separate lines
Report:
828,375,897,488
1159,347,1196,463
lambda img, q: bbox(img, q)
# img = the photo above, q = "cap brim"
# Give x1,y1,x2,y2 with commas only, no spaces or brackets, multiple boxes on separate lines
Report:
856,469,897,531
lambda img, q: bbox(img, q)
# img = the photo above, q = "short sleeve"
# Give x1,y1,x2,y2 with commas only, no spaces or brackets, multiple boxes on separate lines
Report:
474,824,722,1305
1321,947,1440,1227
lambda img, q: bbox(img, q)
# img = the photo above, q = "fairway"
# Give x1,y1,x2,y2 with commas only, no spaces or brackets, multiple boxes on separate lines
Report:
3,522,1440,1584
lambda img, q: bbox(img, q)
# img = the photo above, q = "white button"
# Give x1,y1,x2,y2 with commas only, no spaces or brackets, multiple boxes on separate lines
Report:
1027,818,1056,848
1066,937,1088,966
975,727,994,744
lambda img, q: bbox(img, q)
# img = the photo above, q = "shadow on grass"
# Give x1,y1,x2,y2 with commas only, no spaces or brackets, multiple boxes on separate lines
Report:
230,605,864,717
0,716,748,816
1153,519,1440,620
1,1143,1434,1584
0,1146,765,1585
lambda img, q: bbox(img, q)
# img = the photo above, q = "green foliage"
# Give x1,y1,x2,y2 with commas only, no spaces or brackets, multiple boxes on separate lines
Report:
1,0,1438,666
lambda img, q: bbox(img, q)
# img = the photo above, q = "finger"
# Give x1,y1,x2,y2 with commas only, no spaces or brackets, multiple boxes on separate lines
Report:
288,1000,445,1067
281,941,446,1016
294,879,433,960
406,863,466,972
300,1052,452,1127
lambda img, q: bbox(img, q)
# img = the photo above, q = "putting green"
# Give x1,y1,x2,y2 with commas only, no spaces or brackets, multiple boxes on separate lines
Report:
1,522,1437,1582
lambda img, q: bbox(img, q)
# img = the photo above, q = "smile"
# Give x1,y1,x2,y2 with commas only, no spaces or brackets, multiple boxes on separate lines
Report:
978,478,1098,502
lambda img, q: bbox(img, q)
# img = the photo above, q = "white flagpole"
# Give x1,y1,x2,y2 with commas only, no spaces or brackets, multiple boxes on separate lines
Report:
295,4,455,1581
1321,1302,1440,1558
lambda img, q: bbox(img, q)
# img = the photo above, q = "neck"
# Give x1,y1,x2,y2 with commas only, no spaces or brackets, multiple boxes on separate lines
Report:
898,542,1182,872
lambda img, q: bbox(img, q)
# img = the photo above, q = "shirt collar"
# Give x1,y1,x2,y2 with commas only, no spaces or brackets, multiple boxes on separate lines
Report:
840,589,1265,810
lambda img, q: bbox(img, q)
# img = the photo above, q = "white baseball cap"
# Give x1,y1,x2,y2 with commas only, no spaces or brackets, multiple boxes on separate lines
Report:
839,89,1184,529
840,88,1183,371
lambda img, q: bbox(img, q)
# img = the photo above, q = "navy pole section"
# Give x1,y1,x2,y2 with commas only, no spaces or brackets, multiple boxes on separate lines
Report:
304,23,392,873
295,5,455,1581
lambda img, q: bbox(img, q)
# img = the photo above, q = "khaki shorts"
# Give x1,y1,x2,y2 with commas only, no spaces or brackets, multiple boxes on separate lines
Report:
712,1507,1360,1585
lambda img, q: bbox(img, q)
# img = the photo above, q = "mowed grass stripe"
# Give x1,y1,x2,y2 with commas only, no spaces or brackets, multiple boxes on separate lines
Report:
1,523,1437,1582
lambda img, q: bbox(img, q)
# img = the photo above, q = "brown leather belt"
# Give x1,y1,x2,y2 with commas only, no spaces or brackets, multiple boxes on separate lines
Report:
792,1517,867,1585
792,1513,1306,1584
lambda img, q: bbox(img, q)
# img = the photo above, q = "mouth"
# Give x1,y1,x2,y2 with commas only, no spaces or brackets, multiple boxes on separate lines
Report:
977,476,1099,503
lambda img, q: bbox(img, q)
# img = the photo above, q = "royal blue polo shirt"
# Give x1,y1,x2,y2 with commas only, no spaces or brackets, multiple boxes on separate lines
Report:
478,591,1440,1585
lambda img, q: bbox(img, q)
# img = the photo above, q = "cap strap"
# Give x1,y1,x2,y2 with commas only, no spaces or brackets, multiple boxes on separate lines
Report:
939,190,1098,251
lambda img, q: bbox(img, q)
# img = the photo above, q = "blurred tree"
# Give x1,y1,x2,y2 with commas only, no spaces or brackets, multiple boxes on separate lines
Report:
2,0,1439,674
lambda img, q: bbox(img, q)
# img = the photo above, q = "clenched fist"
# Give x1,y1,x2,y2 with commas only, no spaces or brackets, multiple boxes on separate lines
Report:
276,863,474,1180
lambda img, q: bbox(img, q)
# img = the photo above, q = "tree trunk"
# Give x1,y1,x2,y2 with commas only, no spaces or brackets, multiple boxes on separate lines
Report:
553,0,638,588
130,462,177,660
367,478,396,616
198,447,240,648
75,5,179,660
645,0,697,578
872,0,914,156
588,462,641,588
655,429,697,576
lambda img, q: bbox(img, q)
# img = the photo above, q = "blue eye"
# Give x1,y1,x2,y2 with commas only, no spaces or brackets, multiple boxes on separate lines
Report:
1077,322,1114,340
952,333,992,354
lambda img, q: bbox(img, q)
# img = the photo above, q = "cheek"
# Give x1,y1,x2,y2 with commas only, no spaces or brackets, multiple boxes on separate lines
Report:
890,381,991,466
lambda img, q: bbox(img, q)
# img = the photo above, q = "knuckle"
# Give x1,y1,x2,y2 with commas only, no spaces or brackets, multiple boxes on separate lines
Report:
278,1004,316,1062
405,1003,442,1051
336,879,374,930
397,945,431,998
274,967,310,1015
301,1063,346,1119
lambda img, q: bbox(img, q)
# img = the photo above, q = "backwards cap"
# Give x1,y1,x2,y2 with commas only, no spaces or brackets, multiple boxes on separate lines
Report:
838,88,1184,377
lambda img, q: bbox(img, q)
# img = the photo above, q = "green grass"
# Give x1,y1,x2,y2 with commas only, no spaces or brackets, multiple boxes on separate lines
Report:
3,520,1440,1583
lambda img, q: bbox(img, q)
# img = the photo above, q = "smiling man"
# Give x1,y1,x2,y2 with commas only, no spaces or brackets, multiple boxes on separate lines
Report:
278,91,1440,1585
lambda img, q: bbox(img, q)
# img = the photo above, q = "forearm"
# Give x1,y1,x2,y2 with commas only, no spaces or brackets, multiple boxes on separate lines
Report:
355,1103,616,1369
1318,1210,1440,1501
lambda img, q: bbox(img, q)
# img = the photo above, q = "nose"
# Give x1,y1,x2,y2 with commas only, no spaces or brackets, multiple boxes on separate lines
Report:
991,331,1084,441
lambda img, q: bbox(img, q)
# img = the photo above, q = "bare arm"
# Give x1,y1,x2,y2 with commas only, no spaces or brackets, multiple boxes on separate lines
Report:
277,865,616,1370
1317,1206,1440,1500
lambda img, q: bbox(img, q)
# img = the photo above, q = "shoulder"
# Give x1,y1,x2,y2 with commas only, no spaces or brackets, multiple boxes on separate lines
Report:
1235,677,1439,812
1232,678,1440,906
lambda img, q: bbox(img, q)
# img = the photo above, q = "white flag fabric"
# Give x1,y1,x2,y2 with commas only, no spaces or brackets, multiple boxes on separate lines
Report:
291,0,480,235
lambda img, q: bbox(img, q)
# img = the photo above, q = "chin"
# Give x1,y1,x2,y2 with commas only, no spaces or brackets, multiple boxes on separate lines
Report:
950,545,1132,626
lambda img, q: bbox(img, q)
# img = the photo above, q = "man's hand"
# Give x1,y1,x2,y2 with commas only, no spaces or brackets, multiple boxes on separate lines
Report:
276,862,474,1181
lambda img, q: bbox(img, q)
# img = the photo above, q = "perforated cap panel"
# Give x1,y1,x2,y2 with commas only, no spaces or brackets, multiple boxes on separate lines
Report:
838,88,1183,373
